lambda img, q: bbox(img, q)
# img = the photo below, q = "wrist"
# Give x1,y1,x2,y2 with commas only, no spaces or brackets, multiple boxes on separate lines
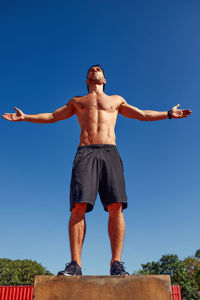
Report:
23,114,30,121
168,110,172,119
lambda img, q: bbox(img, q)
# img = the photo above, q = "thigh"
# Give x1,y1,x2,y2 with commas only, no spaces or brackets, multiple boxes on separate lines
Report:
70,149,99,213
99,148,127,212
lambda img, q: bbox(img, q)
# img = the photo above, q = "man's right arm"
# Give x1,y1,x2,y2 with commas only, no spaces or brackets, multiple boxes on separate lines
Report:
2,99,75,123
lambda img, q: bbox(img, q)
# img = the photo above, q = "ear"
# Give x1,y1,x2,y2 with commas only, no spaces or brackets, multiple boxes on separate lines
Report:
103,78,107,84
86,79,89,85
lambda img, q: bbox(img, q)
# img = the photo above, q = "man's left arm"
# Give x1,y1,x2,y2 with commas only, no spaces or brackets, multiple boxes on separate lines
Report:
119,99,192,121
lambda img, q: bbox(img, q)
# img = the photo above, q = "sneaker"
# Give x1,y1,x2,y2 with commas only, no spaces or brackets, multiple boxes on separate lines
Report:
57,261,82,276
110,261,129,276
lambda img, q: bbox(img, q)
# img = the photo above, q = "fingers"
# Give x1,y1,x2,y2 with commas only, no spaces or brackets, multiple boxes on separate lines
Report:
174,105,192,115
2,113,9,120
182,109,192,116
179,109,192,118
14,107,21,113
185,109,192,114
2,107,24,121
2,113,13,121
171,104,192,119
173,104,180,110
171,104,180,111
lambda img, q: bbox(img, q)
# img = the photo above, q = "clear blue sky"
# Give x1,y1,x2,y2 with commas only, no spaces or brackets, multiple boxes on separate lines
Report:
1,0,199,276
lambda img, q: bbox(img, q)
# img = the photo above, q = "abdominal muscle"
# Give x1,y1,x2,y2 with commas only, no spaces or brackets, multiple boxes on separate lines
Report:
77,109,118,146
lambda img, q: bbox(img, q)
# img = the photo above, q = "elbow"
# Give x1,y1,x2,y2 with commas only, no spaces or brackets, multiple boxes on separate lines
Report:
50,113,57,123
138,111,155,121
138,111,146,121
138,117,146,121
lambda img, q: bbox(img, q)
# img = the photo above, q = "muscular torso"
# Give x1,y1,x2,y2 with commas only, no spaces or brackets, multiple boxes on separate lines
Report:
71,93,124,146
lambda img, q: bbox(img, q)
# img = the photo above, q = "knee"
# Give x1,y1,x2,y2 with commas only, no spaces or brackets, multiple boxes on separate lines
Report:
107,203,123,214
71,203,87,216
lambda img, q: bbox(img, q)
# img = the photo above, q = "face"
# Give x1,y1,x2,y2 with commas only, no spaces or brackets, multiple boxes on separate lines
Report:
86,66,106,85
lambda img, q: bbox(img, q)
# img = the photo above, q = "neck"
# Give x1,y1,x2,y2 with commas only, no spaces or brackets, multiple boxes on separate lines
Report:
88,83,104,94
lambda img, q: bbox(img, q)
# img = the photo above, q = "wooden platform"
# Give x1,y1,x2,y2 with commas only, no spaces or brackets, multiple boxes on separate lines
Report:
33,275,172,300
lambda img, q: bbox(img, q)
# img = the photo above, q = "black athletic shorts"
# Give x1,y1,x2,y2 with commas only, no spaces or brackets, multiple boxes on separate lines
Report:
70,144,127,213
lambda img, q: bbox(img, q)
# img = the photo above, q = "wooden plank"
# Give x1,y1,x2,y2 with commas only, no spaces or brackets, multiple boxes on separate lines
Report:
33,275,172,300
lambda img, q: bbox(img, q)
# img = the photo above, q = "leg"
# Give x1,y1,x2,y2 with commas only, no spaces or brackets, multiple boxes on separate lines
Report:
107,203,125,266
69,202,87,267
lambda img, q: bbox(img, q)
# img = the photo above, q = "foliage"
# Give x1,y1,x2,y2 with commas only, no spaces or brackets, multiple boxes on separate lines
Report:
0,258,52,286
137,251,200,300
195,250,200,260
183,256,200,292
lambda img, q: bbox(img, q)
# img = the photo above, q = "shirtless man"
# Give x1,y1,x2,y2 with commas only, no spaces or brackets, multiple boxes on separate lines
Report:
2,65,192,276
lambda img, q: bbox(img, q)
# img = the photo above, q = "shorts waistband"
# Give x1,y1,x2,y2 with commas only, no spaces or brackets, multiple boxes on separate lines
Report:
78,144,117,150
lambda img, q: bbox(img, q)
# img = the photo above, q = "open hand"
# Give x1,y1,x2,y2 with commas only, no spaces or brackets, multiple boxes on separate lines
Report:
2,107,25,121
171,104,192,119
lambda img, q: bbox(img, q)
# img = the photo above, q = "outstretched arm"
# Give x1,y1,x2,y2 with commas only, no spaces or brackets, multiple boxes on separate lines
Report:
119,99,192,121
2,99,75,124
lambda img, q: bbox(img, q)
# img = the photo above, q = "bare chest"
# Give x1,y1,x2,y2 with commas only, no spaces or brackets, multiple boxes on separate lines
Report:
74,95,120,114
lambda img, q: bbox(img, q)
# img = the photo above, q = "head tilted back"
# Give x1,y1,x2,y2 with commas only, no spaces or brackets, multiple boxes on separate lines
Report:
86,64,106,92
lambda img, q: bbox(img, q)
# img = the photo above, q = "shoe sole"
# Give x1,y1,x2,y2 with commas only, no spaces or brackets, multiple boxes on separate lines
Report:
57,273,82,276
110,273,129,276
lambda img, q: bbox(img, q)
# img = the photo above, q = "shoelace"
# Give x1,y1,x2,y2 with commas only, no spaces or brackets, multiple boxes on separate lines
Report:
113,261,129,275
118,261,127,271
65,261,76,269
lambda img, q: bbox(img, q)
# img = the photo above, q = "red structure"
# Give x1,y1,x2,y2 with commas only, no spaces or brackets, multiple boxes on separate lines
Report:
0,284,181,300
171,285,182,300
0,286,33,300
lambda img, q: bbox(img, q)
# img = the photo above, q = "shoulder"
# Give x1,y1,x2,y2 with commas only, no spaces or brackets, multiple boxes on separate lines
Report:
67,96,83,105
110,95,127,107
70,96,83,101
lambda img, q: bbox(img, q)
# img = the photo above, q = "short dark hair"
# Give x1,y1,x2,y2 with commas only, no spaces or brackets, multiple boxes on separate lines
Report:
87,64,106,92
